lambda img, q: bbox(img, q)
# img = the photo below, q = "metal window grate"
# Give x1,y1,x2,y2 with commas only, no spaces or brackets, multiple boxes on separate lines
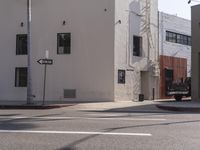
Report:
64,89,76,98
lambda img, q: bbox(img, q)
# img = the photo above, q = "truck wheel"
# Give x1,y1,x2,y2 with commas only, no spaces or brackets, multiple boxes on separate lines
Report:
174,95,182,101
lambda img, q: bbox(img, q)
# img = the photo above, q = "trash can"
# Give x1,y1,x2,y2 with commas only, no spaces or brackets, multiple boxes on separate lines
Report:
139,94,144,102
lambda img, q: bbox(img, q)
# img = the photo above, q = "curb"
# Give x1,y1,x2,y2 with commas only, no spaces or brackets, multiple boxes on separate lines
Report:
81,109,172,113
0,104,74,110
156,104,200,112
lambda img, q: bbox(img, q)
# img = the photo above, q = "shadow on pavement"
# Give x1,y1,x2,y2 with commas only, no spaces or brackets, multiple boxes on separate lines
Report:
0,114,38,130
0,113,74,130
82,103,172,114
57,117,200,150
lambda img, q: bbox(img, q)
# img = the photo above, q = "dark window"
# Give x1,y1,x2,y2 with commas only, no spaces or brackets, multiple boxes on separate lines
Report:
118,70,126,84
16,34,27,55
183,35,188,45
188,36,191,46
166,31,176,43
165,69,173,96
178,34,184,44
15,67,27,87
166,31,191,46
133,36,142,56
177,34,183,44
57,33,71,54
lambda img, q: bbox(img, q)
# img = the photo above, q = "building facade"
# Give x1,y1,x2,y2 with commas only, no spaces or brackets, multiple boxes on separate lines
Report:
115,0,159,101
191,4,200,101
0,0,159,102
159,12,191,98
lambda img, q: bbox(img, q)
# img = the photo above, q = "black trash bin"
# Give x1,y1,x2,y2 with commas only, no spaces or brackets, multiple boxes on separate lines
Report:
139,94,144,102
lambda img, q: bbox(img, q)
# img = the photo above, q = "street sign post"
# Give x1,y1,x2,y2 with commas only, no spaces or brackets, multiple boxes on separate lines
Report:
37,58,53,105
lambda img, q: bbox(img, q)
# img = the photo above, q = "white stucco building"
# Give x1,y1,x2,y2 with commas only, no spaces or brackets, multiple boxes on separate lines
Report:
158,12,191,98
0,0,159,102
159,12,191,76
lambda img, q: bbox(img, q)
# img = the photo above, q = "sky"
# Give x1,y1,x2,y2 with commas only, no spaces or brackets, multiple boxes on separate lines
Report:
158,0,199,20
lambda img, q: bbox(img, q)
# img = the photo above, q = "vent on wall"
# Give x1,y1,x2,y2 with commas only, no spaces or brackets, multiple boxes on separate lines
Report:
64,89,76,98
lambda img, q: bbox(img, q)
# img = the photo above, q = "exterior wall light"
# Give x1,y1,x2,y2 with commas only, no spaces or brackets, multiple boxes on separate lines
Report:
117,20,121,24
62,20,66,26
20,22,24,27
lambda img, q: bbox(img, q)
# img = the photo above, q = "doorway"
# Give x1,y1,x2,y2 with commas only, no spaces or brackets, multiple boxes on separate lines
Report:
165,69,173,96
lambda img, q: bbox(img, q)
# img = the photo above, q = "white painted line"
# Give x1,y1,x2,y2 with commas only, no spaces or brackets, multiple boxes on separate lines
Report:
87,113,124,117
0,116,166,121
0,130,152,136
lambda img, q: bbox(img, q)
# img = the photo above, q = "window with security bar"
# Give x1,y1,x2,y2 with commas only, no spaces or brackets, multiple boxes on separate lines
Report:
15,67,27,87
166,31,191,46
133,36,142,57
57,33,71,54
16,34,27,55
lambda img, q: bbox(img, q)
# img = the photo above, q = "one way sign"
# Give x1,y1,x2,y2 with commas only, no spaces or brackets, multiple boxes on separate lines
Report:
37,59,53,65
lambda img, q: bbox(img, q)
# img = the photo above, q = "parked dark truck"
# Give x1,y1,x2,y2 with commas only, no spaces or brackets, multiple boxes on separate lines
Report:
167,77,191,101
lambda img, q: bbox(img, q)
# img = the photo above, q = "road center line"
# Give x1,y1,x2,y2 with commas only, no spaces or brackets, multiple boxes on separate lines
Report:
0,130,152,136
0,116,166,121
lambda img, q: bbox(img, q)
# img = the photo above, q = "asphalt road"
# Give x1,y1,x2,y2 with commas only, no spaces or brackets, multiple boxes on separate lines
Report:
0,108,199,150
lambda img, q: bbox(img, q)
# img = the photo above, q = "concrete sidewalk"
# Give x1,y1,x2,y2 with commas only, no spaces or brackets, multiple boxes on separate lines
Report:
0,100,160,112
67,100,200,113
67,101,161,113
0,99,200,112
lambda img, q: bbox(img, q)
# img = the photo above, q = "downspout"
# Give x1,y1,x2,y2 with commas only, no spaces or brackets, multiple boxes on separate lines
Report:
157,11,161,99
158,12,160,65
161,12,164,56
146,0,150,61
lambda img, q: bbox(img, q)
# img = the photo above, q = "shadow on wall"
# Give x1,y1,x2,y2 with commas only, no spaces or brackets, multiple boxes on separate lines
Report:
129,0,151,58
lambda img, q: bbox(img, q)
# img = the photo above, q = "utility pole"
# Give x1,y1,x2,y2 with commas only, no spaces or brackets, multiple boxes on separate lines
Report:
27,0,33,104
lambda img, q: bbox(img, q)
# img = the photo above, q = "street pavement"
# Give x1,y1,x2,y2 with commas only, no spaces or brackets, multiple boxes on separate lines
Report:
0,104,200,150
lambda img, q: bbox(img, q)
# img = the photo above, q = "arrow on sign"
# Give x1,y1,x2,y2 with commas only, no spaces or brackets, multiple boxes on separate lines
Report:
37,59,43,65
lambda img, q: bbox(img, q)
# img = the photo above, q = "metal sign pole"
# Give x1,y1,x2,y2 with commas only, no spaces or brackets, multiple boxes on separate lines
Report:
42,63,47,105
37,55,53,105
